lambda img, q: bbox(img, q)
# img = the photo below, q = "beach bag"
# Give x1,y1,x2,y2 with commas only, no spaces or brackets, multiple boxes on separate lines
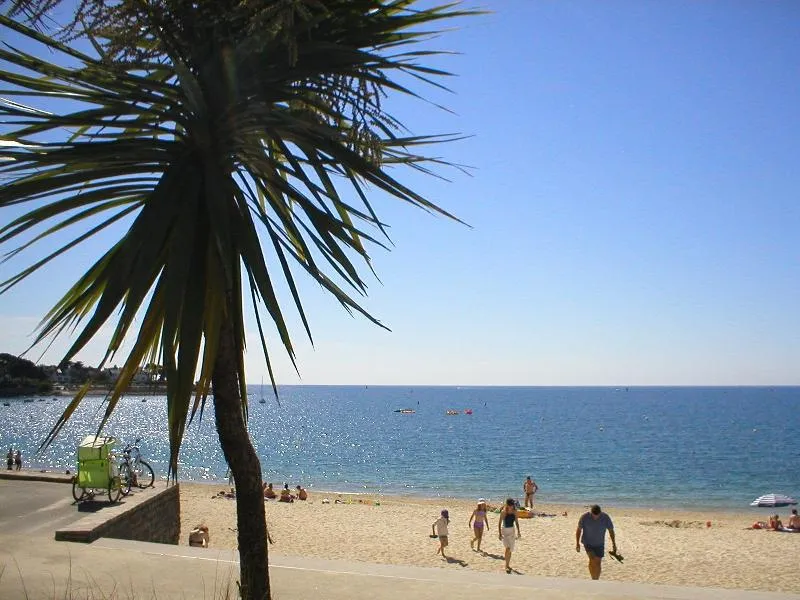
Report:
189,528,207,547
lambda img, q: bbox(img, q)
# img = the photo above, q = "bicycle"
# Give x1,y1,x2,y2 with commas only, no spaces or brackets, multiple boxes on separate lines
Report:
118,437,155,495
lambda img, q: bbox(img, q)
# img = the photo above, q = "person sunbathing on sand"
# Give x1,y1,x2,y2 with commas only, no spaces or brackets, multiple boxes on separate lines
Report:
769,514,783,530
295,485,308,501
263,482,277,499
788,509,800,530
189,524,209,548
279,484,295,503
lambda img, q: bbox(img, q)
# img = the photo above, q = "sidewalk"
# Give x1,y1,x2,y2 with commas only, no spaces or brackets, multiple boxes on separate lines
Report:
0,469,73,484
2,535,799,600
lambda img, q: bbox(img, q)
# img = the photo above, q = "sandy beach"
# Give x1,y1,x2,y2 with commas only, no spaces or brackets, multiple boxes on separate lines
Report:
179,482,800,593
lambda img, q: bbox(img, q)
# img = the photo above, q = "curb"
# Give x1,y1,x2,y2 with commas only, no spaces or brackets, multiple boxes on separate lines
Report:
0,471,73,484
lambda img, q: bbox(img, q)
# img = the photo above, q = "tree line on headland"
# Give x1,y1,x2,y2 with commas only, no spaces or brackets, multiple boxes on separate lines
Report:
0,353,167,397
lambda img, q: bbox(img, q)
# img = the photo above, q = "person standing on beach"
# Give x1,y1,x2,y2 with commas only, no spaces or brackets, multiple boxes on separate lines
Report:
469,499,490,552
14,449,22,471
432,509,450,558
575,504,617,580
6,447,12,470
523,476,538,509
498,497,521,573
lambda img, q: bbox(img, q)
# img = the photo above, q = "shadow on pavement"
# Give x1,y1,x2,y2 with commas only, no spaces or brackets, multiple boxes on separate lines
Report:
77,500,124,513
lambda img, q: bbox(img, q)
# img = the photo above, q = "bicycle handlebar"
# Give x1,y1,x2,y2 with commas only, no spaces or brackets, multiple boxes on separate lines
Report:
123,437,143,454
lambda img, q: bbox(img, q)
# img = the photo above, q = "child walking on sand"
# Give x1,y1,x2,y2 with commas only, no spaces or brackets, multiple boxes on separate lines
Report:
432,509,450,557
469,499,490,552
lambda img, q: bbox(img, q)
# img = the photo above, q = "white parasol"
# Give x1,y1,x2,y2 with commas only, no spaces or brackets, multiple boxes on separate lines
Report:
749,494,797,508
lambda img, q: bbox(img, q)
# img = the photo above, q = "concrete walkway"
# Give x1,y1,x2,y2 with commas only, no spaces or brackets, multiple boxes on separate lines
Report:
0,469,73,484
2,535,799,600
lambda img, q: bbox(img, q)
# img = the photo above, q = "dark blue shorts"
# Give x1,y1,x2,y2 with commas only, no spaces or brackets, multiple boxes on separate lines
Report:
584,544,604,558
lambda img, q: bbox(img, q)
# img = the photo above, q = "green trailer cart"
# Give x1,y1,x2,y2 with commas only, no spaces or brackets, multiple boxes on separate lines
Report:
72,435,125,502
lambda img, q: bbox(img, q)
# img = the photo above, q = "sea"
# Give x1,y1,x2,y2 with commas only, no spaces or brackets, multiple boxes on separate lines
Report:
1,386,798,511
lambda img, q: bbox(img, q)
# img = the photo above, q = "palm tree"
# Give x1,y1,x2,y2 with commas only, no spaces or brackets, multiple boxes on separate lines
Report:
0,2,475,598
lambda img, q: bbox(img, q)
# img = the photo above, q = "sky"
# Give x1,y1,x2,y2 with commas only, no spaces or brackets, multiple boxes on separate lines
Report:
1,1,799,385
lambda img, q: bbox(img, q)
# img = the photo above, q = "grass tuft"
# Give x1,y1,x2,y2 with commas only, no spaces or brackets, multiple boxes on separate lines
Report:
1,553,240,599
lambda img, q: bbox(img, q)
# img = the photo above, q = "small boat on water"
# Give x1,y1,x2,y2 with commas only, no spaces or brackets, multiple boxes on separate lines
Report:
393,408,415,414
464,409,473,415
2,402,9,407
445,409,459,416
23,398,34,403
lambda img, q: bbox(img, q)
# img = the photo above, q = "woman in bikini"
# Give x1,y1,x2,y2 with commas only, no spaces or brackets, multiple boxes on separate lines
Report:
469,499,490,552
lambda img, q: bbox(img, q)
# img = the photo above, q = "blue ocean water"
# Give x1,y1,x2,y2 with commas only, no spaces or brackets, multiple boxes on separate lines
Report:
1,386,798,510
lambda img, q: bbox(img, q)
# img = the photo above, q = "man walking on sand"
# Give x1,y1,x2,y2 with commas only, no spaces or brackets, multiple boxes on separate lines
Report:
523,476,538,509
576,504,618,580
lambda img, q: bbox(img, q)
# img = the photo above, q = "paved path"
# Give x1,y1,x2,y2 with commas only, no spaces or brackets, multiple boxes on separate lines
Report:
0,478,85,536
3,536,799,600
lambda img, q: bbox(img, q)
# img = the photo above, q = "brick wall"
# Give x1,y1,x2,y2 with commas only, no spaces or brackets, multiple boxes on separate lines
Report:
56,484,181,544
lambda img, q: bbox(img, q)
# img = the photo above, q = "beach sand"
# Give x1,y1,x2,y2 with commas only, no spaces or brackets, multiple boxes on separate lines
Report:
179,483,799,593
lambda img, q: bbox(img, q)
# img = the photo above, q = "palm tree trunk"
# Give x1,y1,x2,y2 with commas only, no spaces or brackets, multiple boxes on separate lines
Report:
212,319,270,600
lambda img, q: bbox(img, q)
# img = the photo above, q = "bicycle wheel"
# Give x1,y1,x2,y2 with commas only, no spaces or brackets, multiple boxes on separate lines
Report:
72,477,86,502
108,477,122,503
118,464,133,496
134,460,154,488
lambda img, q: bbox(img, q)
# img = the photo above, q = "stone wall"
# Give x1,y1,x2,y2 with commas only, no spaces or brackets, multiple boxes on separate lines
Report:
56,484,180,544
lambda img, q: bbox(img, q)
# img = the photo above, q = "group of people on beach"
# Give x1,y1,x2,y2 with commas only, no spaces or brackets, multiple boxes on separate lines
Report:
431,476,619,579
263,482,307,503
6,447,22,470
754,509,800,532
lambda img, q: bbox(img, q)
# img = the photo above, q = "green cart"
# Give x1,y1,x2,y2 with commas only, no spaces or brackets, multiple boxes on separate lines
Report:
72,435,124,503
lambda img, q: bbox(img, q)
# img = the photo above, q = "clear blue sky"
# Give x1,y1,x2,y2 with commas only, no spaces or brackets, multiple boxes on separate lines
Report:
1,1,799,385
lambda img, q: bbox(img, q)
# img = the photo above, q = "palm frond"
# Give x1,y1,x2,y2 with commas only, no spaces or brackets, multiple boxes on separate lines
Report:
0,2,477,476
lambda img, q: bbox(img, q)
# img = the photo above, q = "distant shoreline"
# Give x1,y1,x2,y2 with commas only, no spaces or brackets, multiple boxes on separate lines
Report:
0,384,170,398
57,385,170,397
